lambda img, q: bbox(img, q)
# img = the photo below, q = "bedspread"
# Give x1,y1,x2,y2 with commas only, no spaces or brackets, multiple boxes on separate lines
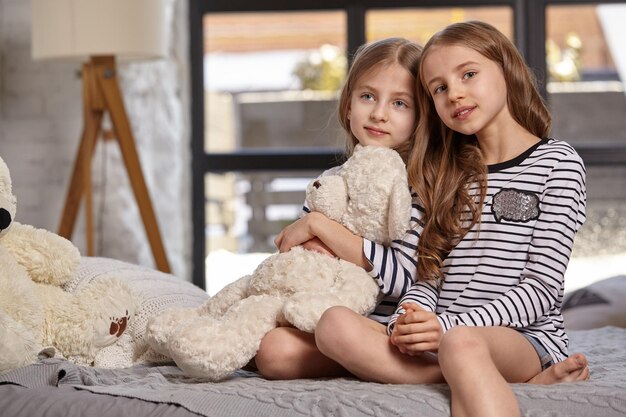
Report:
1,326,625,417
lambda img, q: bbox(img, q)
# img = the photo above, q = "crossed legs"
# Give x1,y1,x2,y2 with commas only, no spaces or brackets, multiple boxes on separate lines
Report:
255,307,589,416
528,352,589,384
255,326,349,379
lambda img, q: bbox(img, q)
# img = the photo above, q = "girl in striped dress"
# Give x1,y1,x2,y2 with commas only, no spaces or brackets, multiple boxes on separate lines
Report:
255,36,423,377
260,22,589,417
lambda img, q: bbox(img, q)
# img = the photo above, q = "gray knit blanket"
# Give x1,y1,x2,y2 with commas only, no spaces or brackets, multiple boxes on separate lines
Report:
1,326,625,417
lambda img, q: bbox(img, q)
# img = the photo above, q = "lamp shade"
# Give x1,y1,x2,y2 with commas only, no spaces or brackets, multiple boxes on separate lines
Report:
31,0,167,60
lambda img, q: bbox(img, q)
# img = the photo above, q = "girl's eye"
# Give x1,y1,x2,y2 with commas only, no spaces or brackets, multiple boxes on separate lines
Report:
360,93,374,101
433,85,446,95
393,100,408,108
463,71,477,80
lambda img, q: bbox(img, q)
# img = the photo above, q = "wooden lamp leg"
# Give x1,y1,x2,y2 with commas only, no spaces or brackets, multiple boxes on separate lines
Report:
58,61,103,252
58,56,171,273
95,56,171,273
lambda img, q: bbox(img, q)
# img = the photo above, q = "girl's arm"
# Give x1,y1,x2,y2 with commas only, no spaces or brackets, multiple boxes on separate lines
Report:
361,194,423,297
300,237,336,258
277,194,423,299
437,153,586,332
275,211,368,268
386,152,585,355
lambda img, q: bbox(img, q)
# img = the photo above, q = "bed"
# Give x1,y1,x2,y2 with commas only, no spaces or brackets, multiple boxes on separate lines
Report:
1,258,625,417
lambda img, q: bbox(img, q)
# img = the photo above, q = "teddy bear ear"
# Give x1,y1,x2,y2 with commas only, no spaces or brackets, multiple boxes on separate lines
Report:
0,156,17,233
388,180,412,241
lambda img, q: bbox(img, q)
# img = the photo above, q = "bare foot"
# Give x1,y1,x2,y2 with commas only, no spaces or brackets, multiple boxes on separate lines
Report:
528,353,590,384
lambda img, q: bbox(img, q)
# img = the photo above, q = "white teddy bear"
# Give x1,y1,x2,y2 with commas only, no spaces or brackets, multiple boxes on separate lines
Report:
146,145,412,380
0,155,137,373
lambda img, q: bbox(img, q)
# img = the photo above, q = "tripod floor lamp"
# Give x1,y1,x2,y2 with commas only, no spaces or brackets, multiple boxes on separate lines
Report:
31,0,171,273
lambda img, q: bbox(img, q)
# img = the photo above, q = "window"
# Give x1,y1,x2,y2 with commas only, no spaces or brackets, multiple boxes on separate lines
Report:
366,6,512,43
544,2,626,291
201,11,348,292
190,0,626,294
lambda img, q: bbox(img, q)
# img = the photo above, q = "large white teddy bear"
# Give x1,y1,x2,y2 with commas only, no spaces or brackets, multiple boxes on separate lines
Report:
146,145,412,380
0,155,137,373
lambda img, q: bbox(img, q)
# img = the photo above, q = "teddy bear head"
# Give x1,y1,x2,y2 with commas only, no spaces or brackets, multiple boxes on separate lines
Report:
0,156,17,239
305,145,411,246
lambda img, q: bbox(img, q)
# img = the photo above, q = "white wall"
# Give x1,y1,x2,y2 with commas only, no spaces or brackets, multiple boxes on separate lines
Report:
0,0,192,281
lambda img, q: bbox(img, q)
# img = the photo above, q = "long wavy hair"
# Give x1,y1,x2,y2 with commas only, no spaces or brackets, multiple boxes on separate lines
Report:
409,20,551,281
338,38,423,162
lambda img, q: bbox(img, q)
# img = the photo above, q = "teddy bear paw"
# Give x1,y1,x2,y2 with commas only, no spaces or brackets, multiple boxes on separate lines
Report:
109,310,130,338
93,310,132,348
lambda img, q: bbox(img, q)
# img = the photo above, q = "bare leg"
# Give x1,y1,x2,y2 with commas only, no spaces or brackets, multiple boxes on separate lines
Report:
255,326,349,379
528,353,590,384
315,306,444,384
437,326,542,417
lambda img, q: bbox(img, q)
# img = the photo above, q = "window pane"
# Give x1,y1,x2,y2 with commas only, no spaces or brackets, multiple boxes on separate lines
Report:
566,165,626,292
366,7,512,44
203,11,347,291
205,170,320,294
547,4,626,144
204,11,347,153
546,4,626,292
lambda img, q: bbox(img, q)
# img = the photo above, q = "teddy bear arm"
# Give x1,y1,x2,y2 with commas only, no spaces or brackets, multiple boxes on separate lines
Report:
39,278,136,364
283,292,345,333
3,223,80,286
198,274,252,316
283,262,380,333
0,313,43,373
0,248,47,372
329,261,380,314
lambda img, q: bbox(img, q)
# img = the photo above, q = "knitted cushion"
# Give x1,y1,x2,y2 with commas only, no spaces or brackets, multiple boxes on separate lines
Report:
63,257,208,368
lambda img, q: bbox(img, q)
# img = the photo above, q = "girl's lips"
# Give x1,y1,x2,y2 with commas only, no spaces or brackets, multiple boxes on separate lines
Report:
364,126,389,136
453,106,476,120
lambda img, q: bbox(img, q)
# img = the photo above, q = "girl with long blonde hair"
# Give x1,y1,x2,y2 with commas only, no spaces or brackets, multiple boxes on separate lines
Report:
272,21,590,416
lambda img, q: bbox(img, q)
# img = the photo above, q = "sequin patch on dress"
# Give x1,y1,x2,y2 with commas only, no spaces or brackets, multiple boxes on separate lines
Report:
491,188,540,223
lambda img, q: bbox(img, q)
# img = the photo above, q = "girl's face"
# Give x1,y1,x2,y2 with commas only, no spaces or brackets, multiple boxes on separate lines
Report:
421,44,511,141
347,62,416,149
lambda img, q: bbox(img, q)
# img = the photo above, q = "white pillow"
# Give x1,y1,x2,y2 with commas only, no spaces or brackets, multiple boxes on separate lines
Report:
63,257,208,368
562,275,626,330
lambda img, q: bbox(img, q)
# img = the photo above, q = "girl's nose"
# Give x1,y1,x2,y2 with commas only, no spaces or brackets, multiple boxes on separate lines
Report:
370,103,388,122
448,82,464,102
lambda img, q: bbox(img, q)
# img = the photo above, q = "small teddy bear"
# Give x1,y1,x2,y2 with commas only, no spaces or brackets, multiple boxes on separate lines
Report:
146,145,412,380
0,155,137,373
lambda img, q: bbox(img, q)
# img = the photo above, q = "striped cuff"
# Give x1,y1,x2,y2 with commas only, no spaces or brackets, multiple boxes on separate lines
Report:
362,238,379,277
437,315,455,333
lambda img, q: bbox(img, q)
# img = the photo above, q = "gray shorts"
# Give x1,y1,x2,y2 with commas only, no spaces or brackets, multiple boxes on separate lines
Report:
522,333,554,371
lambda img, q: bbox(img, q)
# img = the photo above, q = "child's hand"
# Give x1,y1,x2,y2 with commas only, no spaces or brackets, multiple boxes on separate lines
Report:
301,237,337,258
274,214,318,253
390,303,443,355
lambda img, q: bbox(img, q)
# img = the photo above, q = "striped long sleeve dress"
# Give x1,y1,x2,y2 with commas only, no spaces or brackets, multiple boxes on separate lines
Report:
363,138,586,363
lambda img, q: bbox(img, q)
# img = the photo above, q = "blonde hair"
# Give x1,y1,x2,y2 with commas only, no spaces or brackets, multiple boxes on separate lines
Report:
409,20,551,281
338,38,423,162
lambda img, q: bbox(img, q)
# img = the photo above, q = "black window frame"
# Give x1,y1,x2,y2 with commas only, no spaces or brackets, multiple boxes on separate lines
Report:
190,0,626,289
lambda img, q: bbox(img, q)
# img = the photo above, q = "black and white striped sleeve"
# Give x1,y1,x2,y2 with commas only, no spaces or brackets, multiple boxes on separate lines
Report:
437,152,586,332
386,279,440,334
362,196,422,299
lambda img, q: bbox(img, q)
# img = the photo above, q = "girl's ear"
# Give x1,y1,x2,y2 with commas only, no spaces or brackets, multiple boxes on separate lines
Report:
347,108,351,120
